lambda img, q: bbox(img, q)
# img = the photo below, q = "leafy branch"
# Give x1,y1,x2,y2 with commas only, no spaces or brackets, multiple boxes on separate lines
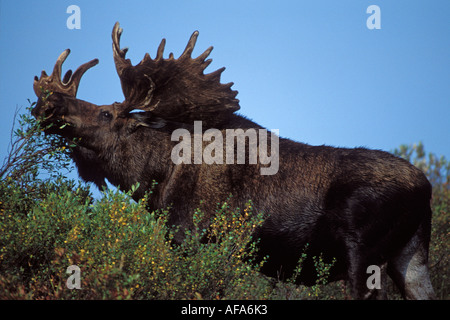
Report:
0,100,74,186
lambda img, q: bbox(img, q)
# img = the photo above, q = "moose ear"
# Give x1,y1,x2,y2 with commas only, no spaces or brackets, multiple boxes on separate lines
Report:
129,111,166,131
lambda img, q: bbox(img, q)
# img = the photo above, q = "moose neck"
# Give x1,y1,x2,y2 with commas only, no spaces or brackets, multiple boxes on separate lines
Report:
72,125,176,202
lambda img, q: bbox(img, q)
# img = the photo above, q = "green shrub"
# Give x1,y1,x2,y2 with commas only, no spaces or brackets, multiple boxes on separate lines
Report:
0,174,340,300
0,181,268,299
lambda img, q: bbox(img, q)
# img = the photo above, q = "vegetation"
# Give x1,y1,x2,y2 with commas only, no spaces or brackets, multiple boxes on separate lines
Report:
0,105,448,299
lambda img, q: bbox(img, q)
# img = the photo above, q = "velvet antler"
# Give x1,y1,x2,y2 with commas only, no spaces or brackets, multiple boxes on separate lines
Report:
33,49,99,98
112,22,240,124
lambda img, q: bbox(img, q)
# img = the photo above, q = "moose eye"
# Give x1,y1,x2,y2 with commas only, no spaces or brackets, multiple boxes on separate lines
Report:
101,111,112,120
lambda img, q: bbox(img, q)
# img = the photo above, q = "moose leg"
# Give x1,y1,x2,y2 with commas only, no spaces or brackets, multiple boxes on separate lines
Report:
388,221,436,300
346,246,388,299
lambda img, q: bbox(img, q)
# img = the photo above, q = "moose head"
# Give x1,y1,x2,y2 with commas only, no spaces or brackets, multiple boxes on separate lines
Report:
33,22,239,149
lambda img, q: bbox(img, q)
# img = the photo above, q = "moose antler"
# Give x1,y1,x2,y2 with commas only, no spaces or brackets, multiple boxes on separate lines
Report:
33,49,99,97
112,22,240,124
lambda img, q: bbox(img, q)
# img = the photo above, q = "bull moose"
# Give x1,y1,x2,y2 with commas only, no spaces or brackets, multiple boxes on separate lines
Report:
32,22,435,299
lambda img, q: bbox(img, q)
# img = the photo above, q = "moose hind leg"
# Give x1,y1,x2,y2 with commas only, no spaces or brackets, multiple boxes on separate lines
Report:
388,223,436,300
346,247,388,299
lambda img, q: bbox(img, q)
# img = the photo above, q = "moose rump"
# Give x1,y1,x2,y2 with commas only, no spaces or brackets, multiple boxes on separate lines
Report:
250,143,435,299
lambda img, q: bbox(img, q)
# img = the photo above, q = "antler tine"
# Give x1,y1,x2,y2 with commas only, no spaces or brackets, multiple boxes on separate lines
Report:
52,49,70,82
155,38,166,61
112,22,128,58
34,48,98,97
180,31,199,59
33,49,70,96
181,32,214,71
196,46,213,62
112,22,131,81
196,46,214,71
34,74,45,96
67,58,99,96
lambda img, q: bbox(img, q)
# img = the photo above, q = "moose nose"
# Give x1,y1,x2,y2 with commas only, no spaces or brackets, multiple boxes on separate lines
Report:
31,98,53,119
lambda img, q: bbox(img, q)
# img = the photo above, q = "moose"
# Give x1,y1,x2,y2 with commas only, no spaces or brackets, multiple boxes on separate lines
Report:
32,22,435,299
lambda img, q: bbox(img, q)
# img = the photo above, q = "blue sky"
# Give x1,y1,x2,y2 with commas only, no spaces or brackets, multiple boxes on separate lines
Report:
1,1,449,188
